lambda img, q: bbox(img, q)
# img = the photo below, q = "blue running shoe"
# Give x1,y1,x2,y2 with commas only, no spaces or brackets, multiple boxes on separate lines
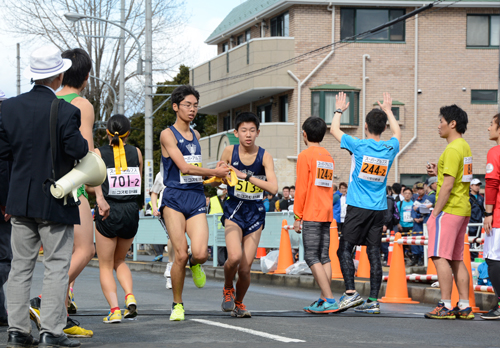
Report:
354,300,380,314
338,292,364,311
309,300,340,314
303,299,323,313
152,255,163,262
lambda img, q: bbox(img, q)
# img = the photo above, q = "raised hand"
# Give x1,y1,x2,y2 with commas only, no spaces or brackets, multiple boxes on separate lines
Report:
335,92,350,112
377,92,393,114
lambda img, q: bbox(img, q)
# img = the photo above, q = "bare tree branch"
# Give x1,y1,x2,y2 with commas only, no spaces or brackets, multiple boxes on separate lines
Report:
2,0,187,120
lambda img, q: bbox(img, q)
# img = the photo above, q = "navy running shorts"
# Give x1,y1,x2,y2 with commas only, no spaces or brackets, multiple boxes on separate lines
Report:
160,188,206,220
221,198,266,236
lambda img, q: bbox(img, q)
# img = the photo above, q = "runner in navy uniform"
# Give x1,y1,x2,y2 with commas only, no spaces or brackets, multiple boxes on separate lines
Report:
218,112,278,318
159,85,229,321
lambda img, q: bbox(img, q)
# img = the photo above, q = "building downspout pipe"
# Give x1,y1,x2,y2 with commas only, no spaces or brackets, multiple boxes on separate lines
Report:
394,12,419,181
362,54,370,140
288,4,335,158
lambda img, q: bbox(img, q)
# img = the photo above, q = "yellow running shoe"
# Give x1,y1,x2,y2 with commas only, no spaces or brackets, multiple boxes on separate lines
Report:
103,310,122,324
124,295,137,319
67,289,78,314
170,303,185,321
190,263,206,288
64,317,94,337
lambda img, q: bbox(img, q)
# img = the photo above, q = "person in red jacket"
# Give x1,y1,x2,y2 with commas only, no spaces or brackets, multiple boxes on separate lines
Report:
481,113,500,320
294,116,339,314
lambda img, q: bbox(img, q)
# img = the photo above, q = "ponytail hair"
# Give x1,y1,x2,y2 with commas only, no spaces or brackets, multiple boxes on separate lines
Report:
106,114,131,146
106,114,131,174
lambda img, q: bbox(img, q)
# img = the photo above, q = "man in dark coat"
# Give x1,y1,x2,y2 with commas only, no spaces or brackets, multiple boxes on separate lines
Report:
0,45,88,348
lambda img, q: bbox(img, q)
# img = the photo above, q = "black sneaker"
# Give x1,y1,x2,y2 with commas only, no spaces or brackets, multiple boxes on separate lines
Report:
480,304,500,320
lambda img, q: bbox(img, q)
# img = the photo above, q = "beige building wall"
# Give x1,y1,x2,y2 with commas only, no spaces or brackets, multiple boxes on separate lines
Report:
200,4,499,192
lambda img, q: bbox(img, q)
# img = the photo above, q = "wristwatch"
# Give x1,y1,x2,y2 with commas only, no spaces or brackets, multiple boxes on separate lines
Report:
335,108,343,114
485,211,493,217
245,173,253,181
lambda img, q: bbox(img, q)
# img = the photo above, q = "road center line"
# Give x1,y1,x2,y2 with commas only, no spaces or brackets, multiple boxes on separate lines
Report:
190,318,305,343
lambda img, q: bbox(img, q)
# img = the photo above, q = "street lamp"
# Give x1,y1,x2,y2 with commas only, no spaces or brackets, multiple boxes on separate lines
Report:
64,12,143,76
64,9,154,210
89,75,118,114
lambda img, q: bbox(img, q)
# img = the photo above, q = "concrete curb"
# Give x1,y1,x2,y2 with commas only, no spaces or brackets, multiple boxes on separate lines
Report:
86,259,497,310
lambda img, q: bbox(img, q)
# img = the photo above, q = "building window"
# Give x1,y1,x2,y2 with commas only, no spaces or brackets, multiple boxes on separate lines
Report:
279,95,288,122
223,114,231,131
245,29,251,42
257,103,272,123
311,91,359,126
467,15,500,47
271,12,289,37
341,8,405,42
237,35,244,46
391,107,400,121
471,90,498,104
222,42,229,52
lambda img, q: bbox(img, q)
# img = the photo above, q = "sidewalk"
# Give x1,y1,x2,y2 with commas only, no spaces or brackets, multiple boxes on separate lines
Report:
85,255,498,310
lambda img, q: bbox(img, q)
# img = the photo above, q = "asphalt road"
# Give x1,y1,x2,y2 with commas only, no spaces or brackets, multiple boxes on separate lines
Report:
0,263,499,348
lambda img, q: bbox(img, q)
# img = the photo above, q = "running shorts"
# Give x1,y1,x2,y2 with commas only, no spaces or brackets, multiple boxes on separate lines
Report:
427,212,470,260
95,200,139,239
160,188,206,220
221,198,265,237
341,205,385,247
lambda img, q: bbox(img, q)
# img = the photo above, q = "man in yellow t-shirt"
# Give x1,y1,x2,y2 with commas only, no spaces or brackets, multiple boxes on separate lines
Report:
425,105,473,320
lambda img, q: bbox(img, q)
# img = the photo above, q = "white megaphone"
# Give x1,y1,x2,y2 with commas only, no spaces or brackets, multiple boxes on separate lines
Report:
50,151,107,205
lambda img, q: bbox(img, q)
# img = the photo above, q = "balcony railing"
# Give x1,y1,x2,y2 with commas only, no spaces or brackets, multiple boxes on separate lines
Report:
191,37,296,114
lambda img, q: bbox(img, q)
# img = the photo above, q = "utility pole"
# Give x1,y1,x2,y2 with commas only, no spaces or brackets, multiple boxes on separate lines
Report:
144,0,153,207
119,0,125,114
16,43,20,95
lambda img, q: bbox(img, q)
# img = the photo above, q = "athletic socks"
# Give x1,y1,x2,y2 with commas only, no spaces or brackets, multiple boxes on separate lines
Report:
125,293,133,300
458,299,470,309
325,298,336,304
367,297,377,303
172,302,184,309
111,307,120,313
441,299,452,309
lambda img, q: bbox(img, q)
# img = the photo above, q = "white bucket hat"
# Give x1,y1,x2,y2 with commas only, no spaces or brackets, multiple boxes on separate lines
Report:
23,45,72,81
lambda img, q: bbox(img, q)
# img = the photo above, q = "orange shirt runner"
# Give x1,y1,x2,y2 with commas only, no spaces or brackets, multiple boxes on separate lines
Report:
294,146,334,222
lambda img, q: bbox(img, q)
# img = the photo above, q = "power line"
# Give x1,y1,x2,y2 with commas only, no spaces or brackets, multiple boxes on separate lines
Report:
194,0,463,94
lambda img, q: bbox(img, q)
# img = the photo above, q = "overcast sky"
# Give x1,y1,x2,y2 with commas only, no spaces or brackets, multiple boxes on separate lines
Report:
0,0,238,98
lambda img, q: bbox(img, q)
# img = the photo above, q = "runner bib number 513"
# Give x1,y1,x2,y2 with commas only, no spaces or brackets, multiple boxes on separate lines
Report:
235,175,266,200
107,167,141,195
358,156,389,182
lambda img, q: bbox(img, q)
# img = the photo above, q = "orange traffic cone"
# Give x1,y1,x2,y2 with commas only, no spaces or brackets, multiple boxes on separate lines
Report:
256,248,267,259
427,258,437,275
387,230,395,266
355,245,362,261
379,232,419,304
271,219,294,274
329,220,343,279
451,233,480,312
356,246,370,278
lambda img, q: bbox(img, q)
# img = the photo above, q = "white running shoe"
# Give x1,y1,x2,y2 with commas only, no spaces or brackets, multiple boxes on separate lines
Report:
164,262,173,289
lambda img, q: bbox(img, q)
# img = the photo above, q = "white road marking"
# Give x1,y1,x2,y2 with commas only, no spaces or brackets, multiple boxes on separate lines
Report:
191,318,306,343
